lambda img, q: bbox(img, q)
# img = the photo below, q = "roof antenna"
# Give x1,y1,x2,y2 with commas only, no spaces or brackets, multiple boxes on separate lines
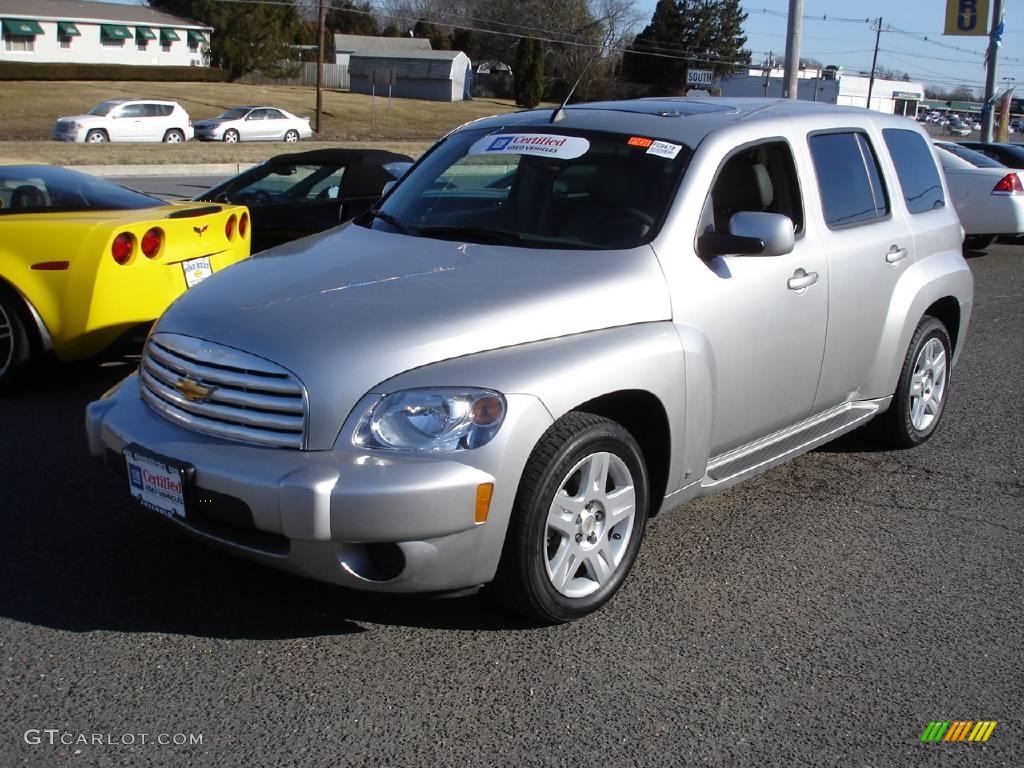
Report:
550,47,604,123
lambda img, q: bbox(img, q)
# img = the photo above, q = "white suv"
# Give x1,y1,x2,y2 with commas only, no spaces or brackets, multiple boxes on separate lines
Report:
53,99,194,143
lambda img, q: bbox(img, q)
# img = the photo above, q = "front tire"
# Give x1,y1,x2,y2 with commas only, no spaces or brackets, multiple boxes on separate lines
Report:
491,412,649,623
163,129,185,143
878,316,953,448
85,129,108,143
223,129,240,143
0,289,35,393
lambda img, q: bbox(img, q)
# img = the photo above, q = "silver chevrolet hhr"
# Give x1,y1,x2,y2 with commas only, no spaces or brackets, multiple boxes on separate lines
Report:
87,99,973,623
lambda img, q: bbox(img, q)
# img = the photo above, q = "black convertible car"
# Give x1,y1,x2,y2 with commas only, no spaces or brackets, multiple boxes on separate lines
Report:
197,148,413,252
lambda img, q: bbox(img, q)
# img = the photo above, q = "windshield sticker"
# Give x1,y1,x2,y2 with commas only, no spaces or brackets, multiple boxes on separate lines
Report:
469,134,591,159
627,136,653,148
646,140,682,160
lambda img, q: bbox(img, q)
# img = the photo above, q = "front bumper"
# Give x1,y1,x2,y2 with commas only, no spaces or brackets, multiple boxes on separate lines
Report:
194,126,223,141
86,376,552,593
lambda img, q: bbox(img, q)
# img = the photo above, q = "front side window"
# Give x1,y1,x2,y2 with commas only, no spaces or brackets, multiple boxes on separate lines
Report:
809,131,890,228
365,128,691,250
882,129,945,214
706,140,804,234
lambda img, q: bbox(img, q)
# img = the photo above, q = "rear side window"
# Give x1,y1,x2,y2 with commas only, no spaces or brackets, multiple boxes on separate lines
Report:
882,129,945,214
809,132,890,228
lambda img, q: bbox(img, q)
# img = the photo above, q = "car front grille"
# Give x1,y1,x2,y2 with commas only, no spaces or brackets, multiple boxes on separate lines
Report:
55,120,75,132
139,333,307,449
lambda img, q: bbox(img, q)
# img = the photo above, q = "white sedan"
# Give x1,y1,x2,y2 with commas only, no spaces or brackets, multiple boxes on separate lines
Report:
933,140,1024,251
193,106,313,143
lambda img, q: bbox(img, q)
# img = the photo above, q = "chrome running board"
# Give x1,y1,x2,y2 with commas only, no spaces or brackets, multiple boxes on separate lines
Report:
702,399,888,491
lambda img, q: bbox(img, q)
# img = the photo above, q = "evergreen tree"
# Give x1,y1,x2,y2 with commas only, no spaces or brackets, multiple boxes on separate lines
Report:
413,18,451,49
451,28,481,62
325,1,379,37
147,0,301,78
514,37,544,108
622,0,686,93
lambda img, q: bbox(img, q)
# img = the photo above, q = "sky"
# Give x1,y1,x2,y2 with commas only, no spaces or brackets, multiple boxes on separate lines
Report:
635,0,1022,94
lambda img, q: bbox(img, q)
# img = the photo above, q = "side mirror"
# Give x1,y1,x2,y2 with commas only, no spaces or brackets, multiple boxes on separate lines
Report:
697,211,795,259
729,211,795,256
382,180,397,195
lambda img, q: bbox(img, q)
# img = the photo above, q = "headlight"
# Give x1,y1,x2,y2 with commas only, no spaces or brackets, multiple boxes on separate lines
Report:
354,388,506,452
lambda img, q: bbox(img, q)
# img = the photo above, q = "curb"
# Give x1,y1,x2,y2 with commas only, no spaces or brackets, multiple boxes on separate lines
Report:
74,163,258,178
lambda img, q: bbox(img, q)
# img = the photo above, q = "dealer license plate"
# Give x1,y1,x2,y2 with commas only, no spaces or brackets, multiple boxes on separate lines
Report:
182,257,213,288
123,446,189,520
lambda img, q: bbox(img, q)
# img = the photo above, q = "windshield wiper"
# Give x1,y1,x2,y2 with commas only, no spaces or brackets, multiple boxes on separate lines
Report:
416,224,524,246
365,208,417,236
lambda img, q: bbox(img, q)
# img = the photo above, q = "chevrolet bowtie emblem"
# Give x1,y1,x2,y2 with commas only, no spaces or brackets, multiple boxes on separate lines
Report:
193,224,208,236
173,377,215,402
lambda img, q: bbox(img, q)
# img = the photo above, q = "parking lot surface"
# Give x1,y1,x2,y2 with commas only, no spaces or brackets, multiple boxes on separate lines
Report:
0,245,1021,767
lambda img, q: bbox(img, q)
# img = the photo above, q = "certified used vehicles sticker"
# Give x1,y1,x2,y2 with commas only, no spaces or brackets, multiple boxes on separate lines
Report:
469,133,591,159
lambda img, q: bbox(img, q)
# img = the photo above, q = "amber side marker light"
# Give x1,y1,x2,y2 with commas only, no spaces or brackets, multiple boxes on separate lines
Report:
475,483,494,525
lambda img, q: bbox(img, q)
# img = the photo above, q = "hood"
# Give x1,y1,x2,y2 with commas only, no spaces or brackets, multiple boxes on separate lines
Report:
193,118,225,128
154,224,672,449
57,114,103,124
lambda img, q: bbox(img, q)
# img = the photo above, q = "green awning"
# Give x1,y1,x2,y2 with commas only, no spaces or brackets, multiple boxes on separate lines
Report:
100,24,132,40
57,21,80,37
2,18,44,36
135,26,156,41
159,28,180,42
186,30,207,44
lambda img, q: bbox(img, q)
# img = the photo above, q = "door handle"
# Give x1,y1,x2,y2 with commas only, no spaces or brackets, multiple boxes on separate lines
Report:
787,268,819,291
886,245,908,263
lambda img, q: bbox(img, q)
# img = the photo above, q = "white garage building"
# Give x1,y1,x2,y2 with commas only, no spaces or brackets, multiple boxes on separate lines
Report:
720,66,924,116
0,0,212,67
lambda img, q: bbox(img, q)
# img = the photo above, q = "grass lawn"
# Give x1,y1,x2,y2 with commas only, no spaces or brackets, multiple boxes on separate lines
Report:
0,80,536,163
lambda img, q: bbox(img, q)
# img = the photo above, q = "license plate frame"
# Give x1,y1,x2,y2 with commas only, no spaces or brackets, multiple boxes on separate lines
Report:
122,444,195,521
182,256,213,289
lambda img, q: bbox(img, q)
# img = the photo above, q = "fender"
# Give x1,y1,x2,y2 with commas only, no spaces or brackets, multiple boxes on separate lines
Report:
0,250,65,351
864,248,974,400
372,322,690,579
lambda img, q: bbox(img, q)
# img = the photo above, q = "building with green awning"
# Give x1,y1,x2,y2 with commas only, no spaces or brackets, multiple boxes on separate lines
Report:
0,0,212,66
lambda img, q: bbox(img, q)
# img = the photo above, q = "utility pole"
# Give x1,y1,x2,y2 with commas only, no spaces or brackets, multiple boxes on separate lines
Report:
982,0,1006,143
782,0,803,99
763,51,773,97
866,17,883,111
315,0,326,135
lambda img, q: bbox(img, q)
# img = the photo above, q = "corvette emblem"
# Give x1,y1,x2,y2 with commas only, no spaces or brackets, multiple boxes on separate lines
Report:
193,224,208,236
173,377,216,402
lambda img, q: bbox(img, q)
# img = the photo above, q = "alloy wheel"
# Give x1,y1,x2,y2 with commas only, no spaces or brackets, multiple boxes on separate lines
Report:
0,301,14,379
909,337,947,432
545,451,636,598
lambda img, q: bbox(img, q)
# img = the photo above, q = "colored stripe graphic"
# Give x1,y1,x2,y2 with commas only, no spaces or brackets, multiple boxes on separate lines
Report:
921,720,996,743
921,721,949,742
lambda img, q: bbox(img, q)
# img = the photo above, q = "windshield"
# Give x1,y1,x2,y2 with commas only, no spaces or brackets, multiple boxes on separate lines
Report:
88,101,119,116
935,143,1005,168
0,165,165,214
363,127,692,250
219,108,250,120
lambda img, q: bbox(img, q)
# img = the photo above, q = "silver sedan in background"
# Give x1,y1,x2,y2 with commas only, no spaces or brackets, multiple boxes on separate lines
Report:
193,106,313,143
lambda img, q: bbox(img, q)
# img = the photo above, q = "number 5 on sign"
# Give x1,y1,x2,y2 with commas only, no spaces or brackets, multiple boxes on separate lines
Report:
944,0,990,35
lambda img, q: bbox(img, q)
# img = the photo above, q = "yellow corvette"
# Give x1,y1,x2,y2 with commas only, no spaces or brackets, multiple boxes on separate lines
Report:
0,164,251,390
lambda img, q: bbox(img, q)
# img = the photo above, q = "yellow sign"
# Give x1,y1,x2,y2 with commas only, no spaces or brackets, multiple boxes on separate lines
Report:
945,0,990,35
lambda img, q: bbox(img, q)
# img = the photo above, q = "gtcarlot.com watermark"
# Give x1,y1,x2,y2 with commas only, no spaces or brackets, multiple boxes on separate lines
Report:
25,729,203,747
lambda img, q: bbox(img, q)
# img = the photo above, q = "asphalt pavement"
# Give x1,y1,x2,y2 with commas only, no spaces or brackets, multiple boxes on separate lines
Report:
112,176,230,202
0,244,1021,767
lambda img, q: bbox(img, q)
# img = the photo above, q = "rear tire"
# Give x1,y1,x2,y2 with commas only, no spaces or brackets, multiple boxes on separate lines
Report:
490,412,649,624
878,316,953,448
85,129,108,143
283,129,300,143
0,288,35,394
163,129,185,144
